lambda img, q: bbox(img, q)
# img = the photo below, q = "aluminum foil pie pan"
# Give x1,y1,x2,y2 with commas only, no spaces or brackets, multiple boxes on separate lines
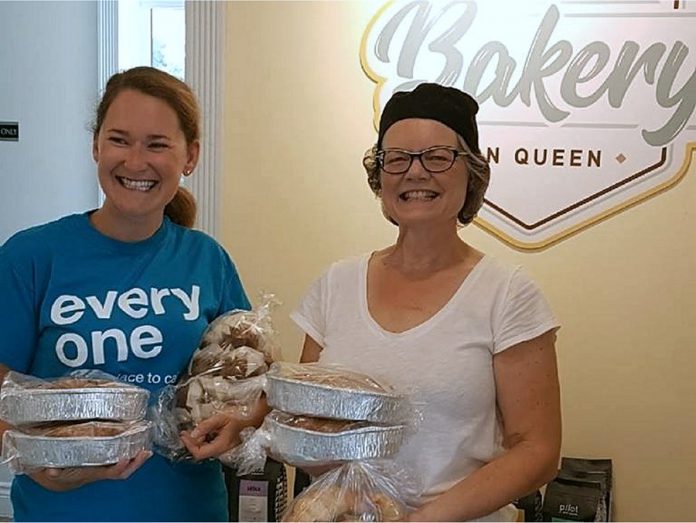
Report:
266,364,410,424
3,421,153,469
0,382,149,425
266,411,405,466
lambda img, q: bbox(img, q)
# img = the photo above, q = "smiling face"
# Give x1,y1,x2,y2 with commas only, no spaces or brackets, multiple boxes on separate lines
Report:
92,89,199,232
379,118,468,229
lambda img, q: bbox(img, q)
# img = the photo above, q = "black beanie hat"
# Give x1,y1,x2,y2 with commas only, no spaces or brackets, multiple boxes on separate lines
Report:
377,83,481,154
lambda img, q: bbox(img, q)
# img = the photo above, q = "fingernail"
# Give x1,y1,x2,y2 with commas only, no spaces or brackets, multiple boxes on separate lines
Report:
190,429,200,439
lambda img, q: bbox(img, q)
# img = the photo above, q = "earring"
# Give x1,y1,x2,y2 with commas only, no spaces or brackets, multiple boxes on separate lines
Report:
183,169,192,176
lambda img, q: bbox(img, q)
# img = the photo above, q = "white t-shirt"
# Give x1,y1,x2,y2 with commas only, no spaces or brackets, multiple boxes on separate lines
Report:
291,253,558,521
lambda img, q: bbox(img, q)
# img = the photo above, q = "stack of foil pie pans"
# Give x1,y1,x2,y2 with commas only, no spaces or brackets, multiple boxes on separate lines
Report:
0,372,152,470
263,363,411,465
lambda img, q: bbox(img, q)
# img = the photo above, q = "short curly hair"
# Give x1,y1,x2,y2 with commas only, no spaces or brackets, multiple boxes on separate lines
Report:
362,135,490,226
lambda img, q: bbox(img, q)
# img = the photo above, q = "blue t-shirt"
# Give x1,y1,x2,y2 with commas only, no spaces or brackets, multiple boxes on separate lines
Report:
0,212,251,521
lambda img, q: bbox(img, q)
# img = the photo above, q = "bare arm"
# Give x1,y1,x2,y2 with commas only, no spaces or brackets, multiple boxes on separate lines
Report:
0,364,13,445
299,335,322,363
410,330,561,521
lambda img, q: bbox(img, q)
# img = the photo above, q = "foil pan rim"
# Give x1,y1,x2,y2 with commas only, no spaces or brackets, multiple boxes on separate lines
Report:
3,387,147,397
267,374,403,399
16,422,152,441
266,417,405,437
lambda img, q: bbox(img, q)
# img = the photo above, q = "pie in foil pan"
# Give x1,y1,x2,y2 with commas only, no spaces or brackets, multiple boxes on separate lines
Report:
265,363,410,424
266,411,405,466
2,420,153,469
0,375,149,425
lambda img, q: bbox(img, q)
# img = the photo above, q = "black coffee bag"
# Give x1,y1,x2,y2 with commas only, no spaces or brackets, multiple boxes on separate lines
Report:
542,476,603,521
561,457,613,520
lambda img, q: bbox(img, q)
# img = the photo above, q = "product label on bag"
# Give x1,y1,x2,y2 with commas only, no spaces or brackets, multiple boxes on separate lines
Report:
238,480,268,522
361,1,696,249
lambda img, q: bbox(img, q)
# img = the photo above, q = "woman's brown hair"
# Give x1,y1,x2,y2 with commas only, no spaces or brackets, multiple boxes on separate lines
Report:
93,66,200,228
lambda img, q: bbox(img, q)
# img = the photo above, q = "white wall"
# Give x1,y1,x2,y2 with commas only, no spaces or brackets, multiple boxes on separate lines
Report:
0,0,99,516
0,1,99,244
221,2,696,520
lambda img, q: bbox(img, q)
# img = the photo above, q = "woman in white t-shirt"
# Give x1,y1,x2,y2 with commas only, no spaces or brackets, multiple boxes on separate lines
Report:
291,83,561,521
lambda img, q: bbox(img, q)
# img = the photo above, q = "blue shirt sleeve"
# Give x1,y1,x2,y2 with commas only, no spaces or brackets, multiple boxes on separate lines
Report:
218,248,251,314
0,236,39,372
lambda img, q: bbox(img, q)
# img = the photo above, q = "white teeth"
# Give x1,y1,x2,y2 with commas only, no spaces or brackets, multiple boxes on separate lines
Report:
401,190,438,201
119,177,156,192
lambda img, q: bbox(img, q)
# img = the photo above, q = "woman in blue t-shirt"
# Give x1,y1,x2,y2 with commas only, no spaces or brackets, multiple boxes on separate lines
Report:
0,67,261,521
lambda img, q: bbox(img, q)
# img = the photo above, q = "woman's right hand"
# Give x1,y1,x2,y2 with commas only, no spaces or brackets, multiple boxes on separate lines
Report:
28,450,152,492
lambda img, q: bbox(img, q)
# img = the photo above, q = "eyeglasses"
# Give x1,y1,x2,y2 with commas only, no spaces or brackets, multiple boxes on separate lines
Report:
377,146,466,174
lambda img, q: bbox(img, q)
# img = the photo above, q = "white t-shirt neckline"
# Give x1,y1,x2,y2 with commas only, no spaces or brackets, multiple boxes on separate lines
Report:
359,252,491,340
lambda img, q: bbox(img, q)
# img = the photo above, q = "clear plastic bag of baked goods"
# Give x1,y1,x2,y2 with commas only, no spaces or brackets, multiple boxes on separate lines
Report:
149,295,281,460
265,361,418,424
282,460,419,522
193,293,282,370
1,419,153,474
0,369,150,427
221,410,410,475
149,374,266,461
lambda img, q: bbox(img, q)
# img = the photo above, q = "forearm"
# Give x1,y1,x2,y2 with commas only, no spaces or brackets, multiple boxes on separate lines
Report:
0,364,14,451
236,395,271,438
0,419,12,454
412,440,559,521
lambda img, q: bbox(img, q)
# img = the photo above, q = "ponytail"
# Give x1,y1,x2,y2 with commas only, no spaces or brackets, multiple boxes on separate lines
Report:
165,186,197,228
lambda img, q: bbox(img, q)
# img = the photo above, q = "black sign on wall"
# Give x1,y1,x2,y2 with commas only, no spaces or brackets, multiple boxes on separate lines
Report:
0,122,19,142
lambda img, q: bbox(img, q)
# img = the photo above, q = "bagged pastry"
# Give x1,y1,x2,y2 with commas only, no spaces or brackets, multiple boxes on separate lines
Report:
282,461,415,522
150,296,280,460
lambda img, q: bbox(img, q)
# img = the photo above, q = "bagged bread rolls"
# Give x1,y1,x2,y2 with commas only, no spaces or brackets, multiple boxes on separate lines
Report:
282,461,410,522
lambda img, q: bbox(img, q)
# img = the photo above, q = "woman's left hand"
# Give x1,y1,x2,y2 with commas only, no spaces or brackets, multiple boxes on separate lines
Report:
180,413,243,460
29,450,152,491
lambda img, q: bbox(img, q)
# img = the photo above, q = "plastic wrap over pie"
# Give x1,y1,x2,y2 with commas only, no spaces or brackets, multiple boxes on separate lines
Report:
266,363,411,424
264,411,406,467
2,420,152,471
0,371,149,426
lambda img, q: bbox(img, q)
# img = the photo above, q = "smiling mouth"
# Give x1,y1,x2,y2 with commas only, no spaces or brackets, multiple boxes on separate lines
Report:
399,190,440,201
117,176,157,192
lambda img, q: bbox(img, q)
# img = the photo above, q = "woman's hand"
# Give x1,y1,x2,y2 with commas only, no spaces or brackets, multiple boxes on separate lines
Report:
180,412,243,461
29,450,152,492
181,397,271,461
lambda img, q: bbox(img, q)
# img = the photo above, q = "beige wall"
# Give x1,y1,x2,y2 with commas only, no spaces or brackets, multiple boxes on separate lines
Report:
221,2,696,520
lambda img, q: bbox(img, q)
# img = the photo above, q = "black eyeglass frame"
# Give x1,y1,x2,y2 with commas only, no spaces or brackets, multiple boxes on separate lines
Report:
376,146,468,174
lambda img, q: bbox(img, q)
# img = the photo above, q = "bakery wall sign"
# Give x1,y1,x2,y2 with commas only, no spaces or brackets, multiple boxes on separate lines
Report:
360,0,696,249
